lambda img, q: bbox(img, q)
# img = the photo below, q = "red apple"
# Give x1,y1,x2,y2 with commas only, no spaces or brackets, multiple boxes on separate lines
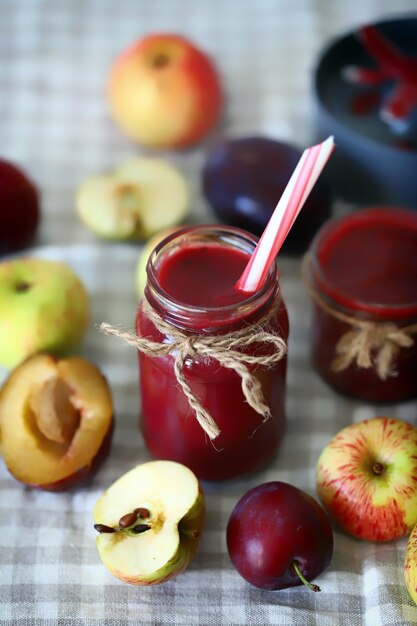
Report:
0,354,114,490
316,417,417,541
0,159,40,256
108,33,222,148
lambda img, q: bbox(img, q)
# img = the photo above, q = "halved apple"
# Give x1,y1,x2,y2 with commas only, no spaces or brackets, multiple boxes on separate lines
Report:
0,354,113,490
76,158,189,240
93,460,205,585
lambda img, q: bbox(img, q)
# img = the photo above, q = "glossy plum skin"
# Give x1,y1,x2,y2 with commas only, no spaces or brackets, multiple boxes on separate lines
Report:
202,137,332,255
227,482,333,590
0,159,40,256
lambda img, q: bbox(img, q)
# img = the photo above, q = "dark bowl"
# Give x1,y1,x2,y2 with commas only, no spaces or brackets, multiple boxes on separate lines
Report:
313,15,417,208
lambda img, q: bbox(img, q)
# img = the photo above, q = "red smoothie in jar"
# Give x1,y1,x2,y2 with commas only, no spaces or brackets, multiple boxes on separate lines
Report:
306,207,417,402
136,226,288,481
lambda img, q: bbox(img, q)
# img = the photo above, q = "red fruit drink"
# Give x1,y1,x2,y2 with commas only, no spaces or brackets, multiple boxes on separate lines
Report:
136,226,288,481
305,208,417,402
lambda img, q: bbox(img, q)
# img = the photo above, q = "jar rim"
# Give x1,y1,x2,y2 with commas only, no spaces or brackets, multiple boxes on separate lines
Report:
308,207,417,320
145,225,279,332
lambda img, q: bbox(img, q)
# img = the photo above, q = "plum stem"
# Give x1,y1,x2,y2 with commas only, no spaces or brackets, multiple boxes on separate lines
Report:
292,560,321,592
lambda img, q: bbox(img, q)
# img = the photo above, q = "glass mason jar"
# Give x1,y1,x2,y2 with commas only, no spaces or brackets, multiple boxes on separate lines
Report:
136,225,289,481
304,207,417,403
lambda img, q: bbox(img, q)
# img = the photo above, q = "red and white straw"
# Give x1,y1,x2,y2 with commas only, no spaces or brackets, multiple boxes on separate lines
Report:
236,136,335,293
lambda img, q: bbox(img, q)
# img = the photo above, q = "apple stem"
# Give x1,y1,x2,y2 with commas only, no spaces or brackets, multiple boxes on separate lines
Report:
180,527,200,540
372,462,385,476
291,560,321,592
15,280,31,293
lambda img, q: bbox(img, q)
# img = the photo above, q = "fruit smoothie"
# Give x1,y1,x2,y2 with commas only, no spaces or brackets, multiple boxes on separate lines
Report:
306,208,417,402
136,226,288,481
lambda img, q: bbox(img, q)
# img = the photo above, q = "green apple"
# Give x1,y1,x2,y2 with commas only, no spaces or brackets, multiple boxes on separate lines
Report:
405,522,417,605
93,460,205,585
135,226,183,298
76,158,189,240
316,417,417,542
0,258,89,368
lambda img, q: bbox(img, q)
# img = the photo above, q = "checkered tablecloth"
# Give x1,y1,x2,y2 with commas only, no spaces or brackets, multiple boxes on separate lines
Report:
2,1,417,625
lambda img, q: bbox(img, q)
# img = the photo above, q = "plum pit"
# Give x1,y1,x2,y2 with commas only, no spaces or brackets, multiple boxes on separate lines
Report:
29,376,80,446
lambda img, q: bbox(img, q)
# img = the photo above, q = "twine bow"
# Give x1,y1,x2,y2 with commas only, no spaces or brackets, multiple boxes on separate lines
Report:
332,322,415,380
100,299,287,439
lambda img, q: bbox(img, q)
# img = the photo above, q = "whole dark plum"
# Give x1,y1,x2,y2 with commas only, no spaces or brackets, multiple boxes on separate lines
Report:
227,481,334,591
0,159,40,256
202,137,332,254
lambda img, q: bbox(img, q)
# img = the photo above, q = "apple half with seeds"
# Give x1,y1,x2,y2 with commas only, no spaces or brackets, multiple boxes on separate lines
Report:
0,354,113,490
93,460,205,585
76,158,189,240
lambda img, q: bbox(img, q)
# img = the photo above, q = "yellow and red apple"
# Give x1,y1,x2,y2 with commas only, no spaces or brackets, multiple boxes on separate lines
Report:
0,258,89,368
76,158,189,240
316,417,417,542
93,460,205,585
405,522,417,605
0,354,113,490
108,33,222,148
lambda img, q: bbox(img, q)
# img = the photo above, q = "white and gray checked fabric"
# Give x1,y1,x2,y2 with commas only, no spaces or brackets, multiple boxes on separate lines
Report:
1,2,417,625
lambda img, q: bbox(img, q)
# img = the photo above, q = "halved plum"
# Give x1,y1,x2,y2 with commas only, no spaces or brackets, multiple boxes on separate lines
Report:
0,354,114,490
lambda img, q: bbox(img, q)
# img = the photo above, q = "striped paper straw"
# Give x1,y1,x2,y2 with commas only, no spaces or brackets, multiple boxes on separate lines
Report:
236,136,335,293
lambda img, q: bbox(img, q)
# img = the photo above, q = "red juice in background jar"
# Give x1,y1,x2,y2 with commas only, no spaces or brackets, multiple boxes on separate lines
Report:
136,226,289,481
305,207,417,403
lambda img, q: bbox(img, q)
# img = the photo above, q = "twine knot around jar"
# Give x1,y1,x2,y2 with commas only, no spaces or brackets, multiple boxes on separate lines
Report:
332,322,415,380
302,256,417,381
99,298,287,440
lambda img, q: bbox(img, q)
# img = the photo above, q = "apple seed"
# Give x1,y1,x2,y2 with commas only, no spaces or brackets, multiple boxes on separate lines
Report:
29,377,80,445
131,523,151,534
94,524,116,534
133,507,150,519
118,512,139,528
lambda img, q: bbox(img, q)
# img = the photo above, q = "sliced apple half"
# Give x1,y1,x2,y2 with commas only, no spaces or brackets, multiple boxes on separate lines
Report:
76,158,189,240
93,460,205,585
0,354,113,490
